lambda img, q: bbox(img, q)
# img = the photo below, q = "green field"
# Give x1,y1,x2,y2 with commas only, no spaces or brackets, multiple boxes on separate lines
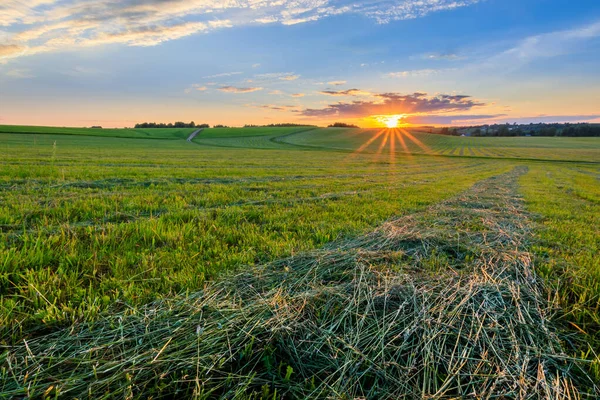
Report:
1,125,599,397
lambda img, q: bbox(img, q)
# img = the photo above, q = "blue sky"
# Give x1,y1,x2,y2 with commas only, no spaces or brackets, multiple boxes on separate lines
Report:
1,0,599,127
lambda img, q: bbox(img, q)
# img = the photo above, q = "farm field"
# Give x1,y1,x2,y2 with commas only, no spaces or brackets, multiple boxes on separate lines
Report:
0,126,599,398
274,128,600,162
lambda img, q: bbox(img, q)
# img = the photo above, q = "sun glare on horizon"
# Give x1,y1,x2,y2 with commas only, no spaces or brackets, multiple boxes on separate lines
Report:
371,114,408,128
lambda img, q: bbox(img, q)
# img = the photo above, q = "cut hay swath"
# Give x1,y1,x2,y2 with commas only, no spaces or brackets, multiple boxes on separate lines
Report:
1,167,597,398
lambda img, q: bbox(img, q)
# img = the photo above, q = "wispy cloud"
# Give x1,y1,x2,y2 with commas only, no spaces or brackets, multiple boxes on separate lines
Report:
472,20,600,73
62,66,103,76
360,61,386,68
291,93,305,97
256,104,300,112
184,84,208,93
327,80,347,86
0,44,27,61
203,71,243,79
0,0,482,61
254,72,300,82
5,68,35,78
320,89,372,96
386,69,440,78
219,86,263,94
420,52,462,61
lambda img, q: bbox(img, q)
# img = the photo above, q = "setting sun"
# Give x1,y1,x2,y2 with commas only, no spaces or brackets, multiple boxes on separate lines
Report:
371,114,408,128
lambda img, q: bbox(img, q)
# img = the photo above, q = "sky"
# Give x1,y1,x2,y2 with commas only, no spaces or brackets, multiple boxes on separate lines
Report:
1,0,600,128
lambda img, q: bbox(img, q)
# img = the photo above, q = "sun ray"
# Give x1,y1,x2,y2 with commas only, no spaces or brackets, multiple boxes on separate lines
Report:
389,129,397,165
376,130,390,157
352,129,387,155
400,128,432,154
394,129,410,155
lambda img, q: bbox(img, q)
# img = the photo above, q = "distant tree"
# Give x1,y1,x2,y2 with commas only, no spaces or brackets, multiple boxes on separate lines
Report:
327,122,359,128
134,121,208,128
264,123,317,127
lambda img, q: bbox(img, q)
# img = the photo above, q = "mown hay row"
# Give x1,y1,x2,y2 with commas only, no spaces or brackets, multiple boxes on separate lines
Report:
1,166,597,399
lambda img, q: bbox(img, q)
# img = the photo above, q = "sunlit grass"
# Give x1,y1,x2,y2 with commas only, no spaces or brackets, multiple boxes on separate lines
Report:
0,126,599,396
0,131,503,333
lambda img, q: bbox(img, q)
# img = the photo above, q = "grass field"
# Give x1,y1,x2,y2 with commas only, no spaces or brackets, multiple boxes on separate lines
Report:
1,125,599,397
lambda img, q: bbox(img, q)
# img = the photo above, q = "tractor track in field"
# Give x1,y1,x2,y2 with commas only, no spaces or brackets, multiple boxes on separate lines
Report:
189,128,318,149
4,166,597,398
186,128,203,142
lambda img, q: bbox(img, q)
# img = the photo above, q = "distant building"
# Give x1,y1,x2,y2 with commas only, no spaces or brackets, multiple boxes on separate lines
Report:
91,126,103,129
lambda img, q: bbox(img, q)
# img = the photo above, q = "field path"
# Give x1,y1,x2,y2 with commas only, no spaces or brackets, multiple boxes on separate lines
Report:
3,167,596,398
186,128,203,142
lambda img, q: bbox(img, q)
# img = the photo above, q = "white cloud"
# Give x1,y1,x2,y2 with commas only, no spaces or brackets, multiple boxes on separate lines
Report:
1,0,483,61
255,16,278,24
420,53,462,61
386,69,439,78
0,0,59,27
327,80,347,86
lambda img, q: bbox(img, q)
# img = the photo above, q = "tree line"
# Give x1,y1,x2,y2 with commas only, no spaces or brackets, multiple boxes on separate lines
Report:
327,122,359,128
135,122,317,129
439,123,600,137
243,123,317,128
135,122,209,129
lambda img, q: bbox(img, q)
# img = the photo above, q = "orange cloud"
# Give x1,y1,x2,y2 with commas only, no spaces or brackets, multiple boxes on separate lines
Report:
0,44,27,59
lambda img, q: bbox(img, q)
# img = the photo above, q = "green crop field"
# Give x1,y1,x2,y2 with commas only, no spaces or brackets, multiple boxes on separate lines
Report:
0,125,599,398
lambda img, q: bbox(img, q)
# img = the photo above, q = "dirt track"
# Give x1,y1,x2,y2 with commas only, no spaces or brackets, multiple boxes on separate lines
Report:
186,128,203,142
